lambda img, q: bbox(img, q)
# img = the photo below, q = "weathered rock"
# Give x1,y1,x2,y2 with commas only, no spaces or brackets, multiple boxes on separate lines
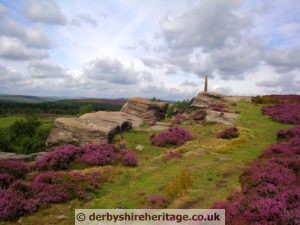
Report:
121,97,168,125
205,109,238,125
151,125,169,131
155,122,172,127
46,117,125,148
57,215,68,221
0,151,46,161
191,91,226,108
80,111,143,128
135,144,144,151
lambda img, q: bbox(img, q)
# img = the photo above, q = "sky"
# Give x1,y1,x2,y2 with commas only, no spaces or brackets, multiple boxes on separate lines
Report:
0,0,299,100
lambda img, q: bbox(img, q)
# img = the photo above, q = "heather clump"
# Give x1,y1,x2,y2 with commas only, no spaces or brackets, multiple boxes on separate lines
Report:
209,103,228,112
36,145,80,170
0,189,38,221
0,170,104,221
190,109,207,121
212,136,300,225
79,144,119,166
262,104,300,124
32,171,102,205
121,149,138,166
217,127,239,139
172,114,186,124
36,143,137,170
262,137,300,158
148,195,170,208
0,160,29,178
277,125,300,140
150,126,192,147
0,173,14,189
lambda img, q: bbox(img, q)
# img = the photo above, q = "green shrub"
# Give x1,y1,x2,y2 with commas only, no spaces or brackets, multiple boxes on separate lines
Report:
166,99,190,118
0,128,13,152
251,96,281,104
78,104,94,116
9,118,41,143
0,118,51,154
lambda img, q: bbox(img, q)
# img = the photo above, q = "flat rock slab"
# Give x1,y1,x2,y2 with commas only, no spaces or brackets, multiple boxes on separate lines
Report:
121,97,168,125
80,111,143,128
205,109,238,126
46,117,126,148
0,152,46,161
151,125,169,131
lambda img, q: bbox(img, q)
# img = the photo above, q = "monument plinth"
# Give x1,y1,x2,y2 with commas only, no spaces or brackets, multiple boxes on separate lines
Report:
191,76,225,108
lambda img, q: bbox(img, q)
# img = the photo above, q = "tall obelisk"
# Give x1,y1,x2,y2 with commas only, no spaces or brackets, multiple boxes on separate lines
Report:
204,75,208,92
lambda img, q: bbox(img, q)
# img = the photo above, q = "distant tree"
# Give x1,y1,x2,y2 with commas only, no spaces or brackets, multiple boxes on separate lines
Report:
166,99,190,117
0,128,13,152
78,104,94,116
150,97,163,102
9,118,41,143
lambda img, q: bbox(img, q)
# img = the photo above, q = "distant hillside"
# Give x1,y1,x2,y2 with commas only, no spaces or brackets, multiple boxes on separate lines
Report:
64,98,127,106
0,94,59,103
0,96,127,116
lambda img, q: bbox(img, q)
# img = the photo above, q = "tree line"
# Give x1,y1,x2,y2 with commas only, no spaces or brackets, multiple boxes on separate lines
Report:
0,100,123,116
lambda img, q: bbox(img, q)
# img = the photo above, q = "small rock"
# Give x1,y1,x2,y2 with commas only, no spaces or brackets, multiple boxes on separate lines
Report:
134,128,149,133
197,149,206,153
151,125,169,131
155,122,172,126
57,215,68,221
136,144,144,151
217,156,232,161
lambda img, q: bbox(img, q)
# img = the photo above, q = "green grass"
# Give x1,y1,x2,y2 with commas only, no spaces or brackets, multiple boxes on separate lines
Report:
0,116,25,128
3,101,292,225
0,116,53,129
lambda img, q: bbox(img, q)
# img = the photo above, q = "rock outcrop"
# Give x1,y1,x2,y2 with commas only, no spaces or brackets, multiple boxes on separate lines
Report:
205,109,238,126
80,111,143,128
46,115,132,149
121,97,168,125
46,97,168,148
191,91,226,108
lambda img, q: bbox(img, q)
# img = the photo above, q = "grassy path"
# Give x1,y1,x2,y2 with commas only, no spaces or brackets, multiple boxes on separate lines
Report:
5,101,291,225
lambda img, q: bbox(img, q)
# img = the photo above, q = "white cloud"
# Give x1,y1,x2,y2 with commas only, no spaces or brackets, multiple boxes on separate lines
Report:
161,0,251,52
25,0,67,25
28,60,67,78
0,1,299,99
0,16,50,48
70,14,98,28
0,64,21,81
0,37,48,60
84,57,139,85
181,80,198,87
256,72,300,93
264,48,300,73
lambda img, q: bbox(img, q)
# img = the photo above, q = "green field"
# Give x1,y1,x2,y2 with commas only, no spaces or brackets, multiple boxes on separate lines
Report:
0,116,53,129
4,101,291,225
